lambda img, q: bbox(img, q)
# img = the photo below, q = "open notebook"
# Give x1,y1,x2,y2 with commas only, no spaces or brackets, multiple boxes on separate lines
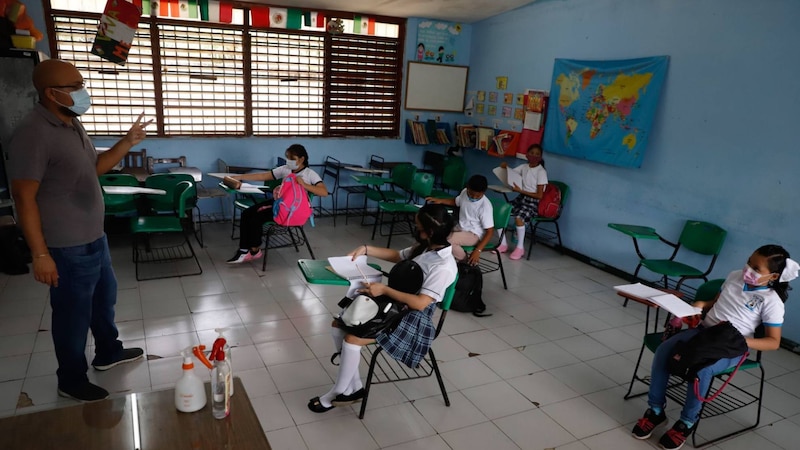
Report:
327,255,383,298
614,283,702,318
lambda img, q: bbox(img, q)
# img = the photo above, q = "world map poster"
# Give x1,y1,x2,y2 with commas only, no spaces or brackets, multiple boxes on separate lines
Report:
543,56,668,168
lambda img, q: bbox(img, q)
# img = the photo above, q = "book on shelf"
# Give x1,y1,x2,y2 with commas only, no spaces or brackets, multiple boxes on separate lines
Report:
327,255,383,298
435,129,450,145
613,283,702,318
476,127,495,151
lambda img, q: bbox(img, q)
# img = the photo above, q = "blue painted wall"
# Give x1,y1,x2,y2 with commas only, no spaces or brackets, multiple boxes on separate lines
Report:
464,0,800,341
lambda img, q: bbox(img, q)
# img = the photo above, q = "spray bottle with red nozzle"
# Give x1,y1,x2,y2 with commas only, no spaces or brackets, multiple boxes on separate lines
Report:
209,337,232,419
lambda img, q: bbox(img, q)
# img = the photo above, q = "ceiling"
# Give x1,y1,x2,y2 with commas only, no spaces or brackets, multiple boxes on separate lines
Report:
261,0,540,24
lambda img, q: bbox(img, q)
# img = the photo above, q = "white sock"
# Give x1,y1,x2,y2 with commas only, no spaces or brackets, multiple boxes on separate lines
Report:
331,327,345,354
516,225,526,249
320,341,361,407
500,233,508,247
347,369,363,394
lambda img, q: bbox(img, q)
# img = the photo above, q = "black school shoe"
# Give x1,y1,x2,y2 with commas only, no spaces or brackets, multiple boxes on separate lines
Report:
331,388,365,406
58,381,109,402
92,348,145,371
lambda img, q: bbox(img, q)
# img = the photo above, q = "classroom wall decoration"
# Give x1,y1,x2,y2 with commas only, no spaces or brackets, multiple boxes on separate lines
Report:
415,20,462,64
91,0,142,65
543,56,669,168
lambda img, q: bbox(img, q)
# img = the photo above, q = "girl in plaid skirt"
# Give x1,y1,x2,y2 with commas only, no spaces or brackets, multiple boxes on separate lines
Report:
498,144,549,260
308,204,458,413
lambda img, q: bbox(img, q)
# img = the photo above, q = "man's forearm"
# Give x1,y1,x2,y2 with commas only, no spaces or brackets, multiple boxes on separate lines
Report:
14,197,48,256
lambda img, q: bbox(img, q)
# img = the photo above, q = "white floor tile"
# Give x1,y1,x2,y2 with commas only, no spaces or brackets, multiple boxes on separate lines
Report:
440,420,522,450
494,408,577,449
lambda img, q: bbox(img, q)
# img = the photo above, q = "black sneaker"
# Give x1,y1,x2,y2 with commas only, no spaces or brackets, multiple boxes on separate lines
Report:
631,408,667,439
58,381,109,402
659,420,695,450
92,348,144,371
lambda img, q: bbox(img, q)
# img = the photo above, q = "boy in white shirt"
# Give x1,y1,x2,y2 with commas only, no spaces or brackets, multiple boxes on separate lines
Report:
426,175,494,264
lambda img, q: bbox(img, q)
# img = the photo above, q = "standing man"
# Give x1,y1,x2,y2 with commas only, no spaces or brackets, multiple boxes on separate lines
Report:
8,59,152,402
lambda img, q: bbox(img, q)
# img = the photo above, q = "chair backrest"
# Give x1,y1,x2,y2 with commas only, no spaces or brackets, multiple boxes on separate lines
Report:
369,155,385,170
99,174,140,187
217,158,230,173
440,157,467,191
694,278,725,302
423,150,446,175
323,156,341,190
124,148,146,169
147,156,187,174
145,173,196,212
490,198,513,241
410,172,434,199
434,273,459,338
548,180,570,219
678,221,727,256
391,164,417,191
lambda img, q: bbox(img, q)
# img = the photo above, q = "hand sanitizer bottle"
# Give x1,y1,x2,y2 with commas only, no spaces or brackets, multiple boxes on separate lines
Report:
210,339,232,419
214,328,233,396
174,348,207,412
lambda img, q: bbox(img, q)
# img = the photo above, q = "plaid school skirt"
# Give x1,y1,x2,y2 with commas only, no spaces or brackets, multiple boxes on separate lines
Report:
376,302,437,368
510,195,539,221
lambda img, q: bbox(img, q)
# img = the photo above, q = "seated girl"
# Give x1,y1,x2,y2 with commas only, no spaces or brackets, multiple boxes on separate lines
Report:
308,203,458,413
631,244,798,450
498,143,548,260
226,144,328,264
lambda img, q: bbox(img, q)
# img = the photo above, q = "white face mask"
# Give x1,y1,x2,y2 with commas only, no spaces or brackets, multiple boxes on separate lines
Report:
286,159,298,170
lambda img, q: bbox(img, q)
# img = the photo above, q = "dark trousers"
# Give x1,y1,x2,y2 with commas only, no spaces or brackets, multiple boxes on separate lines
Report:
239,200,275,249
49,235,123,388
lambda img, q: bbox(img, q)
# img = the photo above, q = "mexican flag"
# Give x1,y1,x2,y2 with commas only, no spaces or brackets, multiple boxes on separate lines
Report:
199,0,232,23
353,15,374,35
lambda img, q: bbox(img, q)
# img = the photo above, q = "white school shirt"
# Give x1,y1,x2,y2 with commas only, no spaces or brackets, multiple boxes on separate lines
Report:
399,245,457,303
271,165,323,186
510,164,548,192
453,189,494,238
703,270,784,338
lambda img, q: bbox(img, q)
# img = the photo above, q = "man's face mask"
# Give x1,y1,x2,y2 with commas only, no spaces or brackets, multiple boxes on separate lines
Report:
54,87,92,116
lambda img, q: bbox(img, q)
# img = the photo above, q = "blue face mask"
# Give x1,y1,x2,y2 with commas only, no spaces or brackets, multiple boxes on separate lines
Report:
55,87,92,116
468,196,481,202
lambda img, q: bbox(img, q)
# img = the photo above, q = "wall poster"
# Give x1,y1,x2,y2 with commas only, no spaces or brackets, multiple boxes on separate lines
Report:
415,20,462,64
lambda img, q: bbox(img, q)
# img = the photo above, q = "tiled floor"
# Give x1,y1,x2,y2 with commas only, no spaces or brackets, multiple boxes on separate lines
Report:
1,218,800,449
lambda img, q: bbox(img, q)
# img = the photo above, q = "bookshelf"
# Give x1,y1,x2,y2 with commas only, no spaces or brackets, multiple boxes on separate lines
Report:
405,120,453,146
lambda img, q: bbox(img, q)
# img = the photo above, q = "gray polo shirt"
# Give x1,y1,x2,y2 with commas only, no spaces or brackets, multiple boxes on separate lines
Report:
8,103,104,248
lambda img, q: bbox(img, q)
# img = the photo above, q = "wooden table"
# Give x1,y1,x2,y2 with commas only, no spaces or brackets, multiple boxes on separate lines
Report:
0,378,270,450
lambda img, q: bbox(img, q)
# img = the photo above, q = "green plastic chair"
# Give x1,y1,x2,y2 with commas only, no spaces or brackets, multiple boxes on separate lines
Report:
623,278,765,447
99,174,140,216
371,172,434,247
358,272,458,419
527,180,570,259
130,181,202,281
429,157,467,199
463,198,512,289
144,173,203,246
359,163,416,226
259,190,316,272
608,219,727,294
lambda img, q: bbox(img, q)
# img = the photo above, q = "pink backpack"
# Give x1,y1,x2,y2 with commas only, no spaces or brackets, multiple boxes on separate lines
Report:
272,173,312,226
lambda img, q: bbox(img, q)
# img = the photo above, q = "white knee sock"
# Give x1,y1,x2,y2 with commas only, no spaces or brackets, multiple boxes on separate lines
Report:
320,341,361,407
331,327,345,354
516,225,526,249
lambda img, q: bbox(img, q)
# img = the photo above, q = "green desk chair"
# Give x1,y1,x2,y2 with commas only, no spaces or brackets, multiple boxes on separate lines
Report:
358,273,458,419
131,181,202,281
230,178,281,240
144,173,203,246
429,157,466,199
623,279,764,447
608,220,727,304
344,155,385,225
259,191,315,271
371,172,433,247
360,163,416,226
99,174,140,216
297,259,385,285
527,180,569,259
463,198,512,289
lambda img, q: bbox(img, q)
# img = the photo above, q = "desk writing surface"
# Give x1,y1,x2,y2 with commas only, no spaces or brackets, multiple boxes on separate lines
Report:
0,378,270,450
352,175,392,186
103,186,166,195
208,172,240,180
344,166,389,175
168,166,203,182
298,259,383,286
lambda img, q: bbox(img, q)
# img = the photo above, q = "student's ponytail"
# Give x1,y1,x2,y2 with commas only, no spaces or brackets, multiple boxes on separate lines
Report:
758,245,792,302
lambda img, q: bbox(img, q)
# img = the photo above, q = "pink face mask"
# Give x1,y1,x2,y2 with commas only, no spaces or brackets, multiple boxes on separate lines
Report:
527,154,542,165
743,265,765,286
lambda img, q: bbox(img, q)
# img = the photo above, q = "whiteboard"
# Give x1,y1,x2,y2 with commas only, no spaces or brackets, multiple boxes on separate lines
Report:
404,62,468,112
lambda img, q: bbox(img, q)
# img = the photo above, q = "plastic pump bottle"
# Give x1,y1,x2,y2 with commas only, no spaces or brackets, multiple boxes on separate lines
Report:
174,349,207,412
214,328,233,396
210,338,232,419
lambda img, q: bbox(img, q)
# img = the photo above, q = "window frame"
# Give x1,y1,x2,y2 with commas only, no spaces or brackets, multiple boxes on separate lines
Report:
43,5,406,138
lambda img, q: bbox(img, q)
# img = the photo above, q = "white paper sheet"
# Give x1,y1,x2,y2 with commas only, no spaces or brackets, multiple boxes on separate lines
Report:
492,167,508,186
613,282,668,299
238,182,267,194
506,167,523,190
523,112,542,131
613,283,702,317
328,255,383,298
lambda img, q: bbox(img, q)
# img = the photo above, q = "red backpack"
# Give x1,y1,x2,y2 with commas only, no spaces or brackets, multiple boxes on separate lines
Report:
272,173,313,226
537,183,562,218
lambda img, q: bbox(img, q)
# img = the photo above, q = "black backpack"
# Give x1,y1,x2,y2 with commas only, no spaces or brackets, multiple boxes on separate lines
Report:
450,262,490,316
667,321,748,382
0,224,31,275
